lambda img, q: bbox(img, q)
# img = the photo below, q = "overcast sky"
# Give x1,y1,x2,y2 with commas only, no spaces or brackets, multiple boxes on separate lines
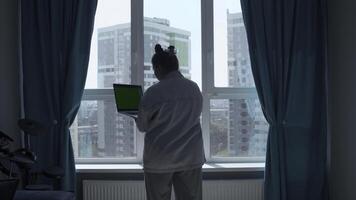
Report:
85,0,242,89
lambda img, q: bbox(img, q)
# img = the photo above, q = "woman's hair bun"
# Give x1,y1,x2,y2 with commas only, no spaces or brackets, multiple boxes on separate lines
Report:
151,44,179,71
167,46,176,55
155,44,163,53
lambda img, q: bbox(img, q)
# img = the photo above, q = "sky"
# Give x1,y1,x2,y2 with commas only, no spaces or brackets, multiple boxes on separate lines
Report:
85,0,242,89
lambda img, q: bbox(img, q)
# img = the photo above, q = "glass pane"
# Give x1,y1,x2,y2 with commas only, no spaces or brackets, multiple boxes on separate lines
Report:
70,100,137,159
214,0,254,88
210,99,268,158
86,0,131,89
144,0,201,90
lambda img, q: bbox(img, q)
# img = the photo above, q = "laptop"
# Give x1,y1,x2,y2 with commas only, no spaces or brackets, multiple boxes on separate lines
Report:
113,84,143,116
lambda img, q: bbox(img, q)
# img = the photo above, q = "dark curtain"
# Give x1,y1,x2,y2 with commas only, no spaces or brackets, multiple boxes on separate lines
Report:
21,0,97,191
240,0,328,200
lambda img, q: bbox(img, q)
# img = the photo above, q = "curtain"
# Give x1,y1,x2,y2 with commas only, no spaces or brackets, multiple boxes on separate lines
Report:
240,0,328,200
21,0,97,191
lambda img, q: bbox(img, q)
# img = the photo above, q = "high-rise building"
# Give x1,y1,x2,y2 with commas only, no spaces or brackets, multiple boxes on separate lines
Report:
227,11,268,157
143,17,191,89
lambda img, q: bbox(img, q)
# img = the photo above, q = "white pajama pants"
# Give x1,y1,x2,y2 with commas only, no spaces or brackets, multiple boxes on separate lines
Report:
144,167,203,200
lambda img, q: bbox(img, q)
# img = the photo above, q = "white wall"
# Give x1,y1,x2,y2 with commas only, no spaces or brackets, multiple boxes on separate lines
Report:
0,0,20,149
328,0,356,199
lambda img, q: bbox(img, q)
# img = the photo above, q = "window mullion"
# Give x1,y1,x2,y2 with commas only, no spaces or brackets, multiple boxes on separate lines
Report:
201,0,214,161
131,0,144,162
207,88,258,99
82,89,114,101
131,0,144,86
202,0,214,95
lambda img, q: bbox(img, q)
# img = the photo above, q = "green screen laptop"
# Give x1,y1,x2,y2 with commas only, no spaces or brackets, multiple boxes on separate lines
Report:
113,84,143,116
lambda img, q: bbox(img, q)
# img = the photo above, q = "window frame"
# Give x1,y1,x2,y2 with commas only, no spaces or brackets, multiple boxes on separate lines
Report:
75,0,266,164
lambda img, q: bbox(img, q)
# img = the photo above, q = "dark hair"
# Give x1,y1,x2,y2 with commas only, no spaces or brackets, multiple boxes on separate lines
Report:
151,44,179,73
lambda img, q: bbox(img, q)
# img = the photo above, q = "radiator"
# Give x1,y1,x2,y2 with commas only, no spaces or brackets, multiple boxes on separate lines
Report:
83,179,264,200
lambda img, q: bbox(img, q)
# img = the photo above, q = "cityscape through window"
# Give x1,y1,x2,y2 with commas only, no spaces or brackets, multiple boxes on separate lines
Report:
70,0,268,162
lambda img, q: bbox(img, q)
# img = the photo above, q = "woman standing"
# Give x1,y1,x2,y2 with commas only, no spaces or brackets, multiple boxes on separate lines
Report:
136,44,205,200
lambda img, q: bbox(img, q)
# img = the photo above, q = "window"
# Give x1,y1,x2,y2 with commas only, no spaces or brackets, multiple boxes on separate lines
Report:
209,98,268,159
70,0,142,163
71,100,137,159
202,0,267,163
70,0,268,164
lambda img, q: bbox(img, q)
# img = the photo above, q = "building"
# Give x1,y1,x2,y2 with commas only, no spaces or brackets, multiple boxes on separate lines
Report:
143,17,191,89
210,99,229,156
71,101,99,158
227,11,268,157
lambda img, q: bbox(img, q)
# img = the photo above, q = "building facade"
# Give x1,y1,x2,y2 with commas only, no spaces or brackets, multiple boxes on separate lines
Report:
227,11,268,157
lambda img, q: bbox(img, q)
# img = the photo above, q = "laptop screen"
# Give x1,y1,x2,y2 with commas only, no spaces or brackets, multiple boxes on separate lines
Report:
113,84,143,112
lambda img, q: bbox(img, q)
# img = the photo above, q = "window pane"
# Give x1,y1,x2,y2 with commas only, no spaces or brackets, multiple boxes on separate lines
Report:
214,0,254,88
71,0,136,161
71,100,137,159
86,0,131,89
144,0,201,90
210,99,268,158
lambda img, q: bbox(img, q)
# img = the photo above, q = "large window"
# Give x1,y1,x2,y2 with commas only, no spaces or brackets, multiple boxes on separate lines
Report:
70,0,268,164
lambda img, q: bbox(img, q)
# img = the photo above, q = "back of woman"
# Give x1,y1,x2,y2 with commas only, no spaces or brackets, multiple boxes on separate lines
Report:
138,70,205,172
135,44,205,200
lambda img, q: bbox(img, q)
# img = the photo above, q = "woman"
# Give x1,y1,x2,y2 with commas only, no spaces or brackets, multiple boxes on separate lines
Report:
136,44,205,200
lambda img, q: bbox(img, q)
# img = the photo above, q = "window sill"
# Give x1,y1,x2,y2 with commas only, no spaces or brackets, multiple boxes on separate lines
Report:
76,163,265,173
